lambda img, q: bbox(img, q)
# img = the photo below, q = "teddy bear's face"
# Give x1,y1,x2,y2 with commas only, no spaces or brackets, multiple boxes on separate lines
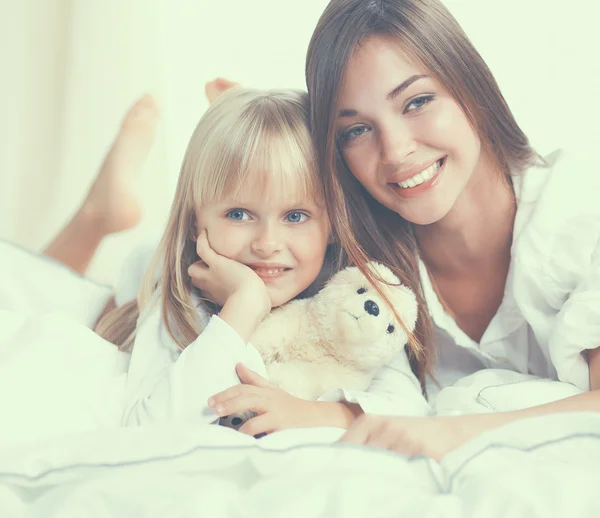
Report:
313,263,418,366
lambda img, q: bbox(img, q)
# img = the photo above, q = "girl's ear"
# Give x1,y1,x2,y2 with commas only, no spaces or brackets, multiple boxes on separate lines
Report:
191,215,200,242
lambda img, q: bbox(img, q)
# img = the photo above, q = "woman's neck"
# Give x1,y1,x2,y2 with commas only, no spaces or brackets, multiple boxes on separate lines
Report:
414,161,516,277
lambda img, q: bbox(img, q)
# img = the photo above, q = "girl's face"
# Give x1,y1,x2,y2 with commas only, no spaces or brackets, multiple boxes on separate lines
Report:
196,177,330,307
335,36,485,226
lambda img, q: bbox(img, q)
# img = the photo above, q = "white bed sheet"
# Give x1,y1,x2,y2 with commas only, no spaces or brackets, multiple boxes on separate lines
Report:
1,414,599,518
2,240,598,516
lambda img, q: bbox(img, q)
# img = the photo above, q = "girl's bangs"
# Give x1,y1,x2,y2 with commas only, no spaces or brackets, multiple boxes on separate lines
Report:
232,130,323,204
190,89,324,208
199,117,323,205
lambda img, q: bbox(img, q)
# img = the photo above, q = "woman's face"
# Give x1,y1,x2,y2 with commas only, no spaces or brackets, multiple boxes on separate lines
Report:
335,36,485,226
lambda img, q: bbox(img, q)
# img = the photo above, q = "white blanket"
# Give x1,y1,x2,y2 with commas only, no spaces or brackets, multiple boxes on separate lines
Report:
1,309,598,517
1,241,598,516
1,414,599,517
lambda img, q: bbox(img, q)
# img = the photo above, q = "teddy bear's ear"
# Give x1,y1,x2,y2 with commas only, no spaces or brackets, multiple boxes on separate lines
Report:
365,262,398,285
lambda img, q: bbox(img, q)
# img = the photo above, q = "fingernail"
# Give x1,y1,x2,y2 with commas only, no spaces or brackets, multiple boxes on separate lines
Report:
215,405,224,415
207,398,215,407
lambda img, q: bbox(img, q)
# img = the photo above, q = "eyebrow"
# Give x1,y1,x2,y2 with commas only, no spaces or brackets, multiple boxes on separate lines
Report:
337,74,430,118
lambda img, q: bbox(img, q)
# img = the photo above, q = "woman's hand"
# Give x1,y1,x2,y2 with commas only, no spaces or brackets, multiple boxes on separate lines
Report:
339,414,473,462
188,230,271,341
209,364,340,436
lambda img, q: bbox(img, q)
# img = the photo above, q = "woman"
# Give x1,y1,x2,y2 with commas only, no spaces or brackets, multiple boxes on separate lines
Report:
305,0,600,459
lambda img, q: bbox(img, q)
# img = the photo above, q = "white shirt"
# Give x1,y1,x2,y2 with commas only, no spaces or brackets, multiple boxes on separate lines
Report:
424,149,600,396
122,293,430,426
121,148,599,422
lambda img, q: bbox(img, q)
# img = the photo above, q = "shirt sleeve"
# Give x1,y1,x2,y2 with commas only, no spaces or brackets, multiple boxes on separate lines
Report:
316,351,432,417
547,233,600,391
122,305,269,426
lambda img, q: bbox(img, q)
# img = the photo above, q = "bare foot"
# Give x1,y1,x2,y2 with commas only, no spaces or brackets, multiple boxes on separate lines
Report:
205,78,239,104
82,94,159,235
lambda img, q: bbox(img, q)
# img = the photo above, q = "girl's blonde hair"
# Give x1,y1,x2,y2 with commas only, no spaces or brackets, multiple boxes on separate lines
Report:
96,87,325,350
306,0,543,390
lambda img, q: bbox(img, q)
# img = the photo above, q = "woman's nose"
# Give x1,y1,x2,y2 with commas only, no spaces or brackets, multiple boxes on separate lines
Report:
379,123,416,165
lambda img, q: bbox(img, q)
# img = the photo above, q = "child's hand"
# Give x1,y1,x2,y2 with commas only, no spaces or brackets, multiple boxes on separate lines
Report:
189,231,271,341
189,230,267,307
209,364,327,436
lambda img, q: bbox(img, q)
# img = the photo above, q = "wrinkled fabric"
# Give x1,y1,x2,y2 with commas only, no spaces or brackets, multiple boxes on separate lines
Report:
425,149,600,395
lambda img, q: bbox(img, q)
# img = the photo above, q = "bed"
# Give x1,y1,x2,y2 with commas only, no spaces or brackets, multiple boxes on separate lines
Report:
1,240,599,517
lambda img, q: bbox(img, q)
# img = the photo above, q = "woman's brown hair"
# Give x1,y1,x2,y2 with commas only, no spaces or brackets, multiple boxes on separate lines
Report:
306,0,540,390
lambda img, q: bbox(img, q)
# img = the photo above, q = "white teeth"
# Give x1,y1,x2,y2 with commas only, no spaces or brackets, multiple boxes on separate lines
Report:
414,172,425,184
396,159,442,189
255,268,285,275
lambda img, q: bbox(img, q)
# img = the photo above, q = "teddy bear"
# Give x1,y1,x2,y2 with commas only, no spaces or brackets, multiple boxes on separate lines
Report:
219,262,418,431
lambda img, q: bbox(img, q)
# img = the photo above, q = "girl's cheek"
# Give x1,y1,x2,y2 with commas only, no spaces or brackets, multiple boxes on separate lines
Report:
210,227,246,258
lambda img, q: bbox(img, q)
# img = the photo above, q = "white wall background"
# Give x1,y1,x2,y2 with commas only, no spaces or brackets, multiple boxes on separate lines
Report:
1,0,598,286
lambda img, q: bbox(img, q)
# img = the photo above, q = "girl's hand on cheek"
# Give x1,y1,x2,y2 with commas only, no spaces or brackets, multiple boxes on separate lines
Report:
209,364,323,436
188,230,270,311
189,230,271,341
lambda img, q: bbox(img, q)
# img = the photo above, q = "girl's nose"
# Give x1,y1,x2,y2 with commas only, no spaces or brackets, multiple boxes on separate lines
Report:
251,224,283,257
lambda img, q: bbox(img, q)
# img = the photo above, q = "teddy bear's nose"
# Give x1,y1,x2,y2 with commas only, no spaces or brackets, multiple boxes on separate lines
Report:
364,300,380,317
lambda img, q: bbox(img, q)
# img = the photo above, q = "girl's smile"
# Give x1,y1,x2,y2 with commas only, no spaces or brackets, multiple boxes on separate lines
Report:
196,183,330,308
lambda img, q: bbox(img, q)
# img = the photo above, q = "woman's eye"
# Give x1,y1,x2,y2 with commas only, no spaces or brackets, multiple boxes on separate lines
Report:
405,94,435,113
357,287,367,295
340,125,370,144
285,211,308,223
386,324,395,334
226,209,249,221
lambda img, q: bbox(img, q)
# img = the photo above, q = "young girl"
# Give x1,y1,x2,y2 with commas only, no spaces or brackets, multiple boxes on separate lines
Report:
303,0,600,458
96,87,430,435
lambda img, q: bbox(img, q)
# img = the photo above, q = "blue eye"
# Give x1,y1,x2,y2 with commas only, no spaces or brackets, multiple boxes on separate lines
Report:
286,211,308,223
405,94,435,113
226,209,249,221
340,125,370,144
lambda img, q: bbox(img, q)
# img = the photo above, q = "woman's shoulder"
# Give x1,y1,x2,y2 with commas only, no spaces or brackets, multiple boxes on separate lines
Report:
523,148,600,216
514,148,600,299
517,147,600,236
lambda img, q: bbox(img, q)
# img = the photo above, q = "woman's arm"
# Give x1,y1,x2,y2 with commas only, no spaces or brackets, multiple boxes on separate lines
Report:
341,353,600,461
